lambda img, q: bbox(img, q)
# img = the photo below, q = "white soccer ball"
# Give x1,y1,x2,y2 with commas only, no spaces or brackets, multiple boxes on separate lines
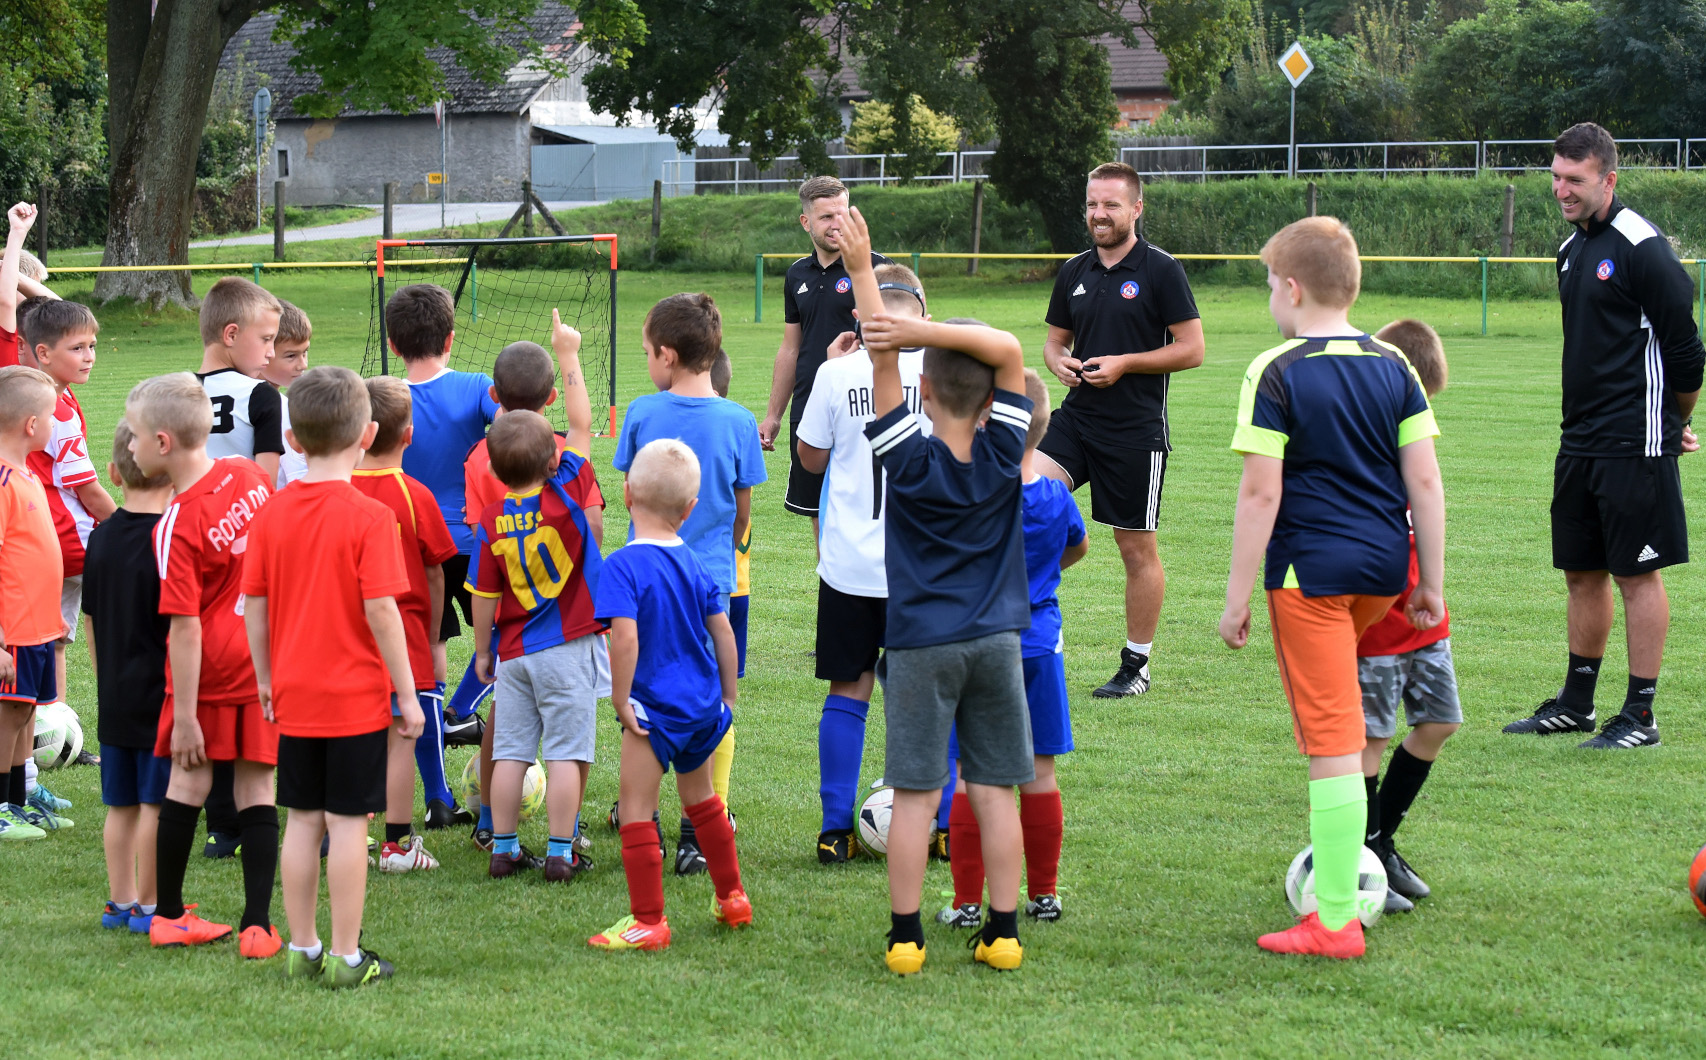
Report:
59,707,84,767
857,787,894,857
32,705,68,769
1284,844,1388,929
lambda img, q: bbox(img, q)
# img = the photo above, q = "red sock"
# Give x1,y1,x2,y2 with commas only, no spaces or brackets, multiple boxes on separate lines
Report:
1019,789,1063,899
620,821,665,924
948,792,985,907
684,794,743,899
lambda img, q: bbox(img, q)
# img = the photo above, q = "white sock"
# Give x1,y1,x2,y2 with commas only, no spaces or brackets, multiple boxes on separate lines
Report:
113,900,135,911
290,940,323,960
139,904,157,915
1126,641,1152,657
332,950,364,967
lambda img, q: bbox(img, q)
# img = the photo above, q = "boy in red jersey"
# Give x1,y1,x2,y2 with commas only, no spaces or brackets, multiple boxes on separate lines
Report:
467,410,604,882
25,300,116,756
244,366,419,988
0,366,66,842
353,375,459,867
1357,319,1459,911
461,313,602,849
124,373,281,955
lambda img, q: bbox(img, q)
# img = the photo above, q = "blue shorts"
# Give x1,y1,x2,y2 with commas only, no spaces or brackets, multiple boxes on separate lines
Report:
100,745,171,806
729,595,750,678
390,692,401,718
640,702,733,775
949,653,1073,759
0,643,55,706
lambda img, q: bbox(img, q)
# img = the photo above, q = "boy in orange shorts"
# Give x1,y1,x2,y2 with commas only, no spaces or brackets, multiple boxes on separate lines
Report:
1218,216,1446,959
126,372,282,956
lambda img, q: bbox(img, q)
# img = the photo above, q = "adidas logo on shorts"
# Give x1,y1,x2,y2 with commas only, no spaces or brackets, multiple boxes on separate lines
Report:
1637,544,1659,563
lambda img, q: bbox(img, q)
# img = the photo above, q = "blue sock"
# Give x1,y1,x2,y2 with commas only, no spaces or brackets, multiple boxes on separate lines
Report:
573,813,582,839
936,756,956,831
478,803,493,831
446,657,493,720
818,694,869,832
413,689,454,804
493,832,519,856
729,595,750,678
547,835,573,859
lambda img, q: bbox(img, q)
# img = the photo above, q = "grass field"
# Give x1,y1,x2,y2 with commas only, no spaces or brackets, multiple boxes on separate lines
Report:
4,266,1706,1058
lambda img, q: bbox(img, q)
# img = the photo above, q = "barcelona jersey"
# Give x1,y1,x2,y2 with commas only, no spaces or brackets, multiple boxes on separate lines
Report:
467,450,605,660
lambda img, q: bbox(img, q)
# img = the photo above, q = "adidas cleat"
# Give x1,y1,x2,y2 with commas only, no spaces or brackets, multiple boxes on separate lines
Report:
817,829,856,864
16,802,72,831
1025,894,1063,921
0,807,45,841
1502,697,1595,735
28,784,71,813
1092,648,1150,698
712,888,754,928
588,914,670,951
1258,912,1364,959
379,835,440,873
1579,711,1660,750
937,903,982,929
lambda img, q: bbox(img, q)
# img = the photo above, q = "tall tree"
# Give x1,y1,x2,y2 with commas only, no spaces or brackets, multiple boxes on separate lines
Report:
98,0,586,307
1595,0,1706,137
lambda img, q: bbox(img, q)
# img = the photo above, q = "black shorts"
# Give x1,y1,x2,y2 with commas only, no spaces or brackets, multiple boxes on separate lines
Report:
437,553,475,640
1552,454,1688,576
277,728,388,815
1036,406,1167,530
785,417,824,517
816,579,886,682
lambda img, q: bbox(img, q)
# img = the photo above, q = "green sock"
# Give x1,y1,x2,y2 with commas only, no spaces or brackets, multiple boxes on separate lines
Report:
1308,773,1367,931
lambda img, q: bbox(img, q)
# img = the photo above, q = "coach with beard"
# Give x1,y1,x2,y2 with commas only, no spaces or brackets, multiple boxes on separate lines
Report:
1038,161,1205,700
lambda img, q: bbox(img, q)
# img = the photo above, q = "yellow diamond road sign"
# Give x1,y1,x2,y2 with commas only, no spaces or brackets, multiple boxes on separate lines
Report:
1279,42,1314,87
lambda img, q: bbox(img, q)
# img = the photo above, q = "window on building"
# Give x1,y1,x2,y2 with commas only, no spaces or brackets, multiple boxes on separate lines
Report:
277,148,290,178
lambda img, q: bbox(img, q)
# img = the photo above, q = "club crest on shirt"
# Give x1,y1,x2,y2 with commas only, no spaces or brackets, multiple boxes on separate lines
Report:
835,277,852,294
1596,259,1614,280
1120,281,1139,299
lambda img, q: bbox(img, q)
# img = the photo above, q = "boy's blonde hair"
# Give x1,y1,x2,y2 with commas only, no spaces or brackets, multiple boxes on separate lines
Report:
16,249,47,282
873,263,926,315
486,410,556,489
200,276,282,345
111,421,171,491
276,300,312,346
365,375,413,453
1260,216,1361,310
126,372,213,449
0,365,57,431
1022,367,1052,451
491,341,555,412
628,438,700,517
287,366,370,456
1376,318,1447,396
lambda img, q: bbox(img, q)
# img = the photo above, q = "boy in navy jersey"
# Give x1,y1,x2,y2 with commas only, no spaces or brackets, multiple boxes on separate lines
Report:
840,206,1035,975
589,439,750,951
942,369,1087,930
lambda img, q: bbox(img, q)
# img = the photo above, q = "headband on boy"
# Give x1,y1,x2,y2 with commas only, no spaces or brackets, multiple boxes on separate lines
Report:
876,282,926,311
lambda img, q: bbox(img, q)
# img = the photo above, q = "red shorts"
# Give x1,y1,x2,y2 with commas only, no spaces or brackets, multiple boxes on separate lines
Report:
1266,589,1398,757
154,696,280,765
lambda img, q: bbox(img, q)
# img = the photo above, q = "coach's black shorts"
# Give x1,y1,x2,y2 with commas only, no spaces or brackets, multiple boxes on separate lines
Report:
1552,454,1687,576
437,553,476,640
785,417,824,517
277,728,389,815
1037,406,1167,530
816,579,886,682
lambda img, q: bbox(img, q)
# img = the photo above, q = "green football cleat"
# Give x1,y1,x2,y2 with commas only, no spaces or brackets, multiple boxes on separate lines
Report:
324,949,394,989
15,802,72,831
285,948,325,980
0,805,47,840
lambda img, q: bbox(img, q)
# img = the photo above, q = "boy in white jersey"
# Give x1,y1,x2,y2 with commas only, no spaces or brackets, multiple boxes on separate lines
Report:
266,301,311,489
795,263,931,863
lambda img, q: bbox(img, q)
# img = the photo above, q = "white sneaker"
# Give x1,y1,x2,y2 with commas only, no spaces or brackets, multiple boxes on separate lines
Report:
378,835,439,873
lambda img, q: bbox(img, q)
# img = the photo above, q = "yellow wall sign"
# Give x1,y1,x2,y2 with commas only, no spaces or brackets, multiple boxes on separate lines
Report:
1278,42,1314,87
426,172,445,185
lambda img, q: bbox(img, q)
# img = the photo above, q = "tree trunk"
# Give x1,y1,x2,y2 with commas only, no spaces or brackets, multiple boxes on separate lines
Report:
97,0,258,308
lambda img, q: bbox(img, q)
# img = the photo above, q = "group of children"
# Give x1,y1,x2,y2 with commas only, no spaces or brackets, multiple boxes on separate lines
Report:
0,189,1466,976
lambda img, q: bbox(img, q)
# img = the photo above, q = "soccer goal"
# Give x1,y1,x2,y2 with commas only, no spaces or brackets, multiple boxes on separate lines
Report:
363,234,618,435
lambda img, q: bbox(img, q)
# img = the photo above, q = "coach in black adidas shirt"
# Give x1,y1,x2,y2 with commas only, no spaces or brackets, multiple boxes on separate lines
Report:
1039,161,1203,699
760,175,890,525
1504,123,1704,750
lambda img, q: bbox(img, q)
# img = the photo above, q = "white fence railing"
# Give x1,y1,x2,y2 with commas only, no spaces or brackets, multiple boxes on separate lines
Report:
661,150,994,196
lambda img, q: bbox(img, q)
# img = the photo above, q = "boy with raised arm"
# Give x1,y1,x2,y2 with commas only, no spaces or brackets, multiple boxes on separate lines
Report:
842,206,1035,975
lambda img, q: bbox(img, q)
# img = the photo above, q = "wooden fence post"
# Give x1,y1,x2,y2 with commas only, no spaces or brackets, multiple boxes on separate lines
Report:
1306,181,1318,217
383,182,396,240
1500,183,1516,258
522,180,535,237
36,183,48,265
651,179,662,263
273,180,286,261
968,180,984,276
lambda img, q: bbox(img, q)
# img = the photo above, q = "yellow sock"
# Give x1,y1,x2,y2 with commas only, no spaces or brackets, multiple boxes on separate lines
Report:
711,729,735,807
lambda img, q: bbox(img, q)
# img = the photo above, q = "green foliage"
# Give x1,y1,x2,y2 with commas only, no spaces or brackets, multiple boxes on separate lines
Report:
1411,0,1602,140
844,96,961,177
1136,0,1258,99
1595,0,1706,136
0,0,105,191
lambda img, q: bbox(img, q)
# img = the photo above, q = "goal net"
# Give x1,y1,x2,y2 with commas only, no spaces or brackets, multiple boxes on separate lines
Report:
363,235,618,435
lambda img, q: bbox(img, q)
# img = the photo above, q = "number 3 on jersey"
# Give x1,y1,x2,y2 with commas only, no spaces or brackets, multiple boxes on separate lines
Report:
490,525,573,610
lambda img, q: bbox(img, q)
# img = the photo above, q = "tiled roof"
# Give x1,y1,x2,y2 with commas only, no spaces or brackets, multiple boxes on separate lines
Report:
825,23,1170,100
220,5,580,119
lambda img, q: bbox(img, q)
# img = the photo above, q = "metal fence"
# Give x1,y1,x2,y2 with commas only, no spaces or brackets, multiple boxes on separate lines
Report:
661,150,994,196
1122,138,1706,180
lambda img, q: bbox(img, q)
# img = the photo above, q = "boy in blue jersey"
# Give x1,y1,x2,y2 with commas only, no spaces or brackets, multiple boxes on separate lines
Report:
588,438,750,951
941,369,1088,930
839,206,1035,975
387,284,501,740
612,294,764,875
1218,217,1446,959
467,411,604,883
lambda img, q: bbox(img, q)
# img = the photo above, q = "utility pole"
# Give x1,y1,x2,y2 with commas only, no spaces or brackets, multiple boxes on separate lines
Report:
253,87,272,229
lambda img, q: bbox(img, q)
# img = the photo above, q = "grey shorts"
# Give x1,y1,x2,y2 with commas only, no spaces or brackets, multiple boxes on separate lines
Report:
61,576,82,642
878,631,1033,791
492,635,599,763
1359,638,1463,740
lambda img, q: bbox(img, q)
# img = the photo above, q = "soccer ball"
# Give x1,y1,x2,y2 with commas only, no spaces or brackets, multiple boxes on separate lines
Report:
1689,843,1706,917
457,756,546,821
1284,844,1389,929
857,787,894,857
31,704,81,770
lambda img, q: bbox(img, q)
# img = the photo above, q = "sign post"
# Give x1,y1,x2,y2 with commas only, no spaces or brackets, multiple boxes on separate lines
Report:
435,100,448,228
1277,42,1313,180
252,87,272,229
